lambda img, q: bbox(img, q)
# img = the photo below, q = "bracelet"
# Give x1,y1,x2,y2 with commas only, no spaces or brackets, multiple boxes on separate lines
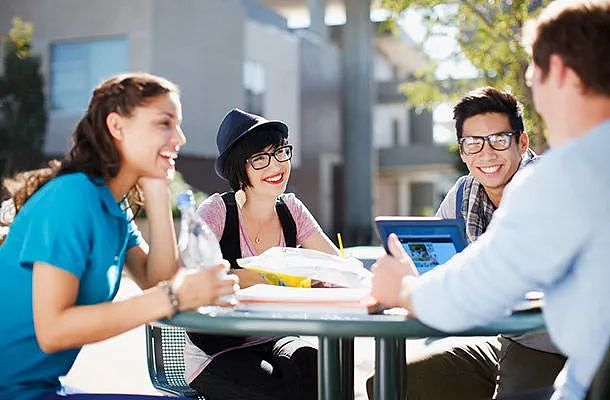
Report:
158,280,180,318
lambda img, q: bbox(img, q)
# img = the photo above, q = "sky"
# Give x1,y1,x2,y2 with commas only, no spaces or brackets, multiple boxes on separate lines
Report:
284,5,477,79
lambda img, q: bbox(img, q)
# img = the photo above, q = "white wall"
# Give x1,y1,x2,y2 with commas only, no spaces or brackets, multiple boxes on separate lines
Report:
373,103,410,149
376,166,459,216
373,50,395,81
0,0,153,154
374,176,398,217
0,0,252,158
151,0,245,158
244,20,301,166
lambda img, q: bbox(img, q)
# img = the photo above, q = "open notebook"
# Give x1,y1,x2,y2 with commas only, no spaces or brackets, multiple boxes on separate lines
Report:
235,284,381,314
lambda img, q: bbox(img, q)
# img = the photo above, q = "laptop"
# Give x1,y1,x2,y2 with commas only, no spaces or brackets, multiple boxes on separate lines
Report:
374,217,467,274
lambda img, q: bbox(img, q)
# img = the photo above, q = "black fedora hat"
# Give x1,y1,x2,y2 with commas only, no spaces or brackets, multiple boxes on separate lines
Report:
214,108,288,180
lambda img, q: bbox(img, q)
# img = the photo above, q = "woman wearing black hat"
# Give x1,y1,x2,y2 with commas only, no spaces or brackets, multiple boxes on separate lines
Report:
184,108,339,400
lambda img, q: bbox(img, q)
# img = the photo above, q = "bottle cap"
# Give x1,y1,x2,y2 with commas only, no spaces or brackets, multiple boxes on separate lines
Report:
176,190,195,209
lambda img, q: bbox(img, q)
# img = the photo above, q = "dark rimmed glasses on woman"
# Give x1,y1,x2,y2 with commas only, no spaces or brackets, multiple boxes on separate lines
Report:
247,145,293,170
458,131,520,155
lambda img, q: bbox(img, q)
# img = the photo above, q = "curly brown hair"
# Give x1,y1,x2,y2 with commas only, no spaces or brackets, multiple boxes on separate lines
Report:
1,72,179,243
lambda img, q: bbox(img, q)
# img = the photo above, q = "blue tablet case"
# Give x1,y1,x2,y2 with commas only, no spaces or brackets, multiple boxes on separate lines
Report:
374,217,467,274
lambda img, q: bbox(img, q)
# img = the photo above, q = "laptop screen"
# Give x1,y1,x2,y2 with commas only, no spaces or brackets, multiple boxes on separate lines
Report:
400,236,457,274
375,217,467,275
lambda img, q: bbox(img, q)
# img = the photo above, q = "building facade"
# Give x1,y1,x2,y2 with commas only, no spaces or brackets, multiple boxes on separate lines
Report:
0,0,458,240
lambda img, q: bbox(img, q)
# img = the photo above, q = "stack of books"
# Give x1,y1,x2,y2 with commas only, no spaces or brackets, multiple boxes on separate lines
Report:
235,284,381,315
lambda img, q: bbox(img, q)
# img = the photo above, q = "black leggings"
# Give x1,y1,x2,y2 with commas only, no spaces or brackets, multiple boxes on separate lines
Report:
189,336,318,400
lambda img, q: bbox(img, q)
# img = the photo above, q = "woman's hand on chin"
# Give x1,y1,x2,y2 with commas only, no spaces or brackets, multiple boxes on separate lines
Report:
137,177,171,202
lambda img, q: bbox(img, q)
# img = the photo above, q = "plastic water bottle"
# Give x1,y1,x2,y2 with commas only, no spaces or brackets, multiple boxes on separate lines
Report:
176,191,234,307
176,191,223,269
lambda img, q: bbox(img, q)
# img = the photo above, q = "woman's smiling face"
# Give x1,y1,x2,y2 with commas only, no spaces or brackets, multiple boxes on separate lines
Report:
245,145,291,198
114,92,185,180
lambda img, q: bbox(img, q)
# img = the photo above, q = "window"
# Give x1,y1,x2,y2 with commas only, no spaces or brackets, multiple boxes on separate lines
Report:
51,37,127,112
243,61,265,115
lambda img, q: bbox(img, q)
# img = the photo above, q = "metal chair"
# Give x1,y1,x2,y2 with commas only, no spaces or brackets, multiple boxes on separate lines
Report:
145,324,205,399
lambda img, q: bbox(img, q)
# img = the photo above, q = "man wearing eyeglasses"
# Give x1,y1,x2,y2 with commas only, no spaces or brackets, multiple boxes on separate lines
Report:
439,87,537,244
371,1,610,399
367,87,565,400
410,87,566,399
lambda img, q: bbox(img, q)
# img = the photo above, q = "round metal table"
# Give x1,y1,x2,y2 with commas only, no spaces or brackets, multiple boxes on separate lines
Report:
157,308,545,400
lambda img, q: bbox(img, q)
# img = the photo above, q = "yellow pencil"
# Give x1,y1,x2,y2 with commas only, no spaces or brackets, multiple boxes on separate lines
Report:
337,233,345,258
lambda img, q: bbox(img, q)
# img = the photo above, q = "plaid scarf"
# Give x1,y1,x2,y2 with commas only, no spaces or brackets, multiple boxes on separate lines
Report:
461,149,538,243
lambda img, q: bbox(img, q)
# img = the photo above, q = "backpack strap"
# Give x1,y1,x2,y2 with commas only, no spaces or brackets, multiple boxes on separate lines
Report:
455,176,467,236
220,192,298,267
276,195,297,248
220,192,241,268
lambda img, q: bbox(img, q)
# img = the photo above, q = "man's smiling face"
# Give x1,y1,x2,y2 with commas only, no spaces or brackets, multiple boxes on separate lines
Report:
460,112,528,191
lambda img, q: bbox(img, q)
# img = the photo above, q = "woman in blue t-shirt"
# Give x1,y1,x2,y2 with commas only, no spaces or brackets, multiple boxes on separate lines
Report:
0,73,237,400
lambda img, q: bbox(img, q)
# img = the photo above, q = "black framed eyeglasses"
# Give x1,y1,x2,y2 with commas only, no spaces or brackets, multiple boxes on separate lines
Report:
458,131,520,155
246,145,293,170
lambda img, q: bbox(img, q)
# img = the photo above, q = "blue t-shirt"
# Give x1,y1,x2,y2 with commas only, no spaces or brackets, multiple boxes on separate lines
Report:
0,173,143,400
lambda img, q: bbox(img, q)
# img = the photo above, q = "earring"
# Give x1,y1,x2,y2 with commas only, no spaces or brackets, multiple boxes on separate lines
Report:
235,187,247,209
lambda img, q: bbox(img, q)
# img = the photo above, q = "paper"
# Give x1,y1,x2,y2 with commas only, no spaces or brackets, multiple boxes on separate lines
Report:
237,247,372,288
236,284,370,303
235,284,380,314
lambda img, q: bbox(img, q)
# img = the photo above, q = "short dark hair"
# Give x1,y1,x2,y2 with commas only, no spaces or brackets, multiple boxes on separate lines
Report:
223,127,288,191
524,0,610,96
453,87,525,139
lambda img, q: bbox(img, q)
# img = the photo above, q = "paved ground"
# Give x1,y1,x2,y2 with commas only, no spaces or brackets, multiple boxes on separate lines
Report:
62,278,162,395
63,276,432,399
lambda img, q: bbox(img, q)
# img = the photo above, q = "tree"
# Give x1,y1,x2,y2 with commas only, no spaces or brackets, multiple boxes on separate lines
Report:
168,171,208,218
0,17,47,178
381,0,550,151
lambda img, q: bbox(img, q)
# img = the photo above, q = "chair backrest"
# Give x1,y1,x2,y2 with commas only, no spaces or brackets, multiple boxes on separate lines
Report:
145,324,204,399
